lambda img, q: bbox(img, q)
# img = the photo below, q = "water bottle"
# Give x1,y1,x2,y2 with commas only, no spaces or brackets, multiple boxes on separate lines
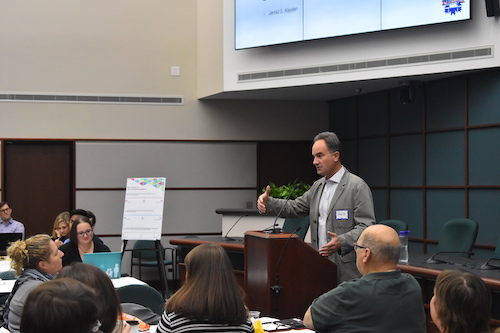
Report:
399,230,410,264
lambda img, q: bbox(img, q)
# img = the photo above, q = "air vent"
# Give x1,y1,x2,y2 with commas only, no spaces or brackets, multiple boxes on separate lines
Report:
0,94,183,105
238,46,493,82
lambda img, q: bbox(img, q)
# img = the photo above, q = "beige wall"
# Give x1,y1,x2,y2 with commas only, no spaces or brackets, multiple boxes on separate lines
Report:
0,1,327,141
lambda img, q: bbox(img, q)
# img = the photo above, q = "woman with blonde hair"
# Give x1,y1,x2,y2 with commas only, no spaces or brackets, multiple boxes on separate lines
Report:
157,243,253,333
3,234,64,332
51,211,70,247
430,270,491,333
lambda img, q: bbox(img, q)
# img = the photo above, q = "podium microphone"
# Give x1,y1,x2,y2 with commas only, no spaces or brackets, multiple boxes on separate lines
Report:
266,183,299,234
223,214,248,241
270,226,301,295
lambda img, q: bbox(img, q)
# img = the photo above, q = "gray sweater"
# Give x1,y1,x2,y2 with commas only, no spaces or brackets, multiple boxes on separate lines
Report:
7,279,45,332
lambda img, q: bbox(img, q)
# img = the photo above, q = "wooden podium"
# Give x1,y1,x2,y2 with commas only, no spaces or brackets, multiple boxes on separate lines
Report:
244,231,337,319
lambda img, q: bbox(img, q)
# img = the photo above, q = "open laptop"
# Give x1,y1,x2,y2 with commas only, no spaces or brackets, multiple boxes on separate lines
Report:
83,252,122,279
0,233,22,255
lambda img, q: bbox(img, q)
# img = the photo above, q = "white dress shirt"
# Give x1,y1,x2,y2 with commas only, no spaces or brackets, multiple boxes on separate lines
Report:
318,167,345,249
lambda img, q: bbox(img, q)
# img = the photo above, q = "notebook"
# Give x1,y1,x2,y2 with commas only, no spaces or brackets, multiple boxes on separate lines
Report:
0,233,22,254
83,252,122,279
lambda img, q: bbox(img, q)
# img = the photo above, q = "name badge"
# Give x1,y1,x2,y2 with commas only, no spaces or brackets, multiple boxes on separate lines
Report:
335,210,349,220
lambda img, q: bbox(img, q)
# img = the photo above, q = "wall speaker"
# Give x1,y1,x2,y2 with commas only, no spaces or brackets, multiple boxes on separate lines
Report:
486,0,500,17
399,86,414,104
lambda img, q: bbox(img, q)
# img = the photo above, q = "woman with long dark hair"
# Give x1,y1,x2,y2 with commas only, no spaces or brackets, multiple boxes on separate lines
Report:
157,243,253,333
59,215,110,266
430,270,491,333
58,262,129,333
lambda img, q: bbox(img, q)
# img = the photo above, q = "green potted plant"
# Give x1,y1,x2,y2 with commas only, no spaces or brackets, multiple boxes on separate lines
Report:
263,179,311,199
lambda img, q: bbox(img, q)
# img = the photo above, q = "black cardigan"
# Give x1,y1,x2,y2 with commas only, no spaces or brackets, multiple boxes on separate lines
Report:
60,239,111,267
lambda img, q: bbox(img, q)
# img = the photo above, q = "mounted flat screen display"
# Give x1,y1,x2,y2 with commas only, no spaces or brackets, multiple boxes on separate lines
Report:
235,0,471,50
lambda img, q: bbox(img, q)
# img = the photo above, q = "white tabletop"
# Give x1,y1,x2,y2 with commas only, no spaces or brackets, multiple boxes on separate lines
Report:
111,276,147,288
0,276,147,294
0,258,12,273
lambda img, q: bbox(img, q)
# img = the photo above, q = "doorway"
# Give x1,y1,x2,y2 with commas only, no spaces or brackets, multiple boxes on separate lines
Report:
3,141,73,237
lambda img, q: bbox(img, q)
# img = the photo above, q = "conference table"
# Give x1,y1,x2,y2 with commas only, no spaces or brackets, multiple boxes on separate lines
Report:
0,276,147,294
397,252,500,330
172,236,500,330
171,232,337,319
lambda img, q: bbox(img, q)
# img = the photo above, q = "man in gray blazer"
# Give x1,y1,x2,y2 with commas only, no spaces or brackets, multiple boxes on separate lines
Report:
257,131,375,282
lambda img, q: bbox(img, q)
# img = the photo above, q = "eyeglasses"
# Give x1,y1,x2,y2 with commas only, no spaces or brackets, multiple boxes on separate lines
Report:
76,230,93,237
0,208,11,213
92,320,101,333
353,243,368,251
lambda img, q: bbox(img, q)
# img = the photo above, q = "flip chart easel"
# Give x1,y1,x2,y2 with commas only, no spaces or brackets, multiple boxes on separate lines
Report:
120,177,169,297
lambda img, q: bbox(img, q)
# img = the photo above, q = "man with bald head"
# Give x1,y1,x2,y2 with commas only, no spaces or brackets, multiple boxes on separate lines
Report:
303,224,426,333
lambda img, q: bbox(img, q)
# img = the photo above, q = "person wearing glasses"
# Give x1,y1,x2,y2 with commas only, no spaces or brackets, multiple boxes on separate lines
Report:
0,201,25,239
302,224,426,333
20,278,102,333
58,263,131,333
60,215,110,267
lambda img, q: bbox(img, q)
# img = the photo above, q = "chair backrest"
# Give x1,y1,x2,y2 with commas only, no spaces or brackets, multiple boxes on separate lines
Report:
436,218,478,257
0,270,16,280
378,219,408,234
132,240,163,260
282,216,309,240
492,237,500,259
116,284,165,316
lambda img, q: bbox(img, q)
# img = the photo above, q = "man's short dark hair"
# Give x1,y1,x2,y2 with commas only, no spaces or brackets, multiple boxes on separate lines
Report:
314,131,342,154
69,209,88,219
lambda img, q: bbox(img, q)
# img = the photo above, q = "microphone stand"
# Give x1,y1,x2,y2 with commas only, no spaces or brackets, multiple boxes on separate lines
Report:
426,251,474,264
223,214,248,241
270,226,302,295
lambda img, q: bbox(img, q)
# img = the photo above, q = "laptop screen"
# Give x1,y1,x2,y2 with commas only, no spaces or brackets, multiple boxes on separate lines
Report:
83,252,122,279
0,233,22,255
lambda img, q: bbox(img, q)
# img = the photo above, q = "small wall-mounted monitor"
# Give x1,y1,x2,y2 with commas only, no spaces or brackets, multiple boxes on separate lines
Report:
235,0,471,50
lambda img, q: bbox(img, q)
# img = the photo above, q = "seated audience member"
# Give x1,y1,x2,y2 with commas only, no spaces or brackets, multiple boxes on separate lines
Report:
86,209,104,244
157,243,253,333
0,201,24,239
59,216,110,266
303,224,426,333
431,270,492,333
69,208,89,224
58,262,130,333
62,208,90,244
64,208,104,245
3,234,64,332
20,278,101,333
51,211,70,247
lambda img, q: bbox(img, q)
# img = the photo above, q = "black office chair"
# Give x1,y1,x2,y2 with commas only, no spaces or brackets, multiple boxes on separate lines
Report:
116,284,165,316
378,219,408,233
436,218,478,256
130,240,176,284
282,216,309,240
427,218,478,263
0,270,16,280
481,237,500,269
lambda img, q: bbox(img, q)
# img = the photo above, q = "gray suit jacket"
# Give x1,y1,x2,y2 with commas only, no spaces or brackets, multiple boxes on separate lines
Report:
266,168,376,282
